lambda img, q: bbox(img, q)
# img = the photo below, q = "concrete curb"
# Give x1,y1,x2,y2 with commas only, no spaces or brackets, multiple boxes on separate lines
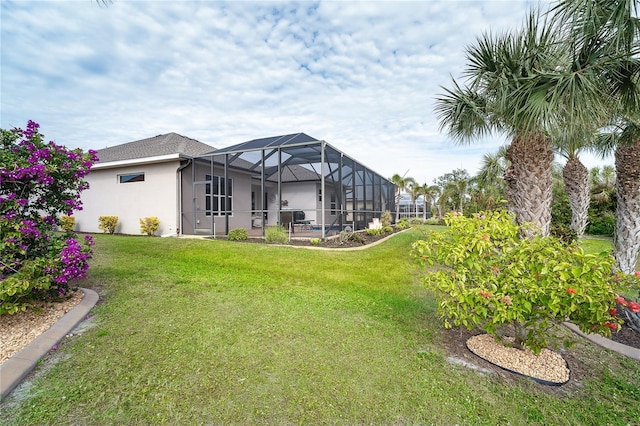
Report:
563,322,640,361
0,288,99,401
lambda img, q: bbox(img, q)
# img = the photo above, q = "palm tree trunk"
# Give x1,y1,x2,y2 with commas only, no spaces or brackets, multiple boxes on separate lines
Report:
503,133,554,237
614,139,640,273
563,154,590,238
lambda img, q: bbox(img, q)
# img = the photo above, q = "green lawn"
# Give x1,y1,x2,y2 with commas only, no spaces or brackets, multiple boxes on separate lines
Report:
1,230,639,425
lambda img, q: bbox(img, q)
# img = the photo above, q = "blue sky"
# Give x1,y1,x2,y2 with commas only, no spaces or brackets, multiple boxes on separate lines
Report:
1,0,611,185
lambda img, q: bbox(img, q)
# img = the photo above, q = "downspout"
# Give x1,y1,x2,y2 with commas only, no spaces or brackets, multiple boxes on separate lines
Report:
176,159,192,236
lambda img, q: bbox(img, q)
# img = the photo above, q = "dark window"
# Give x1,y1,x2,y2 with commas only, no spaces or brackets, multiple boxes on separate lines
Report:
205,174,233,216
119,173,145,183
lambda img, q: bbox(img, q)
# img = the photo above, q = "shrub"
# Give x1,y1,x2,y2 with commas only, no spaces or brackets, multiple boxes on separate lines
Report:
586,213,615,236
338,230,365,244
409,217,426,225
1,120,96,314
339,230,353,244
59,215,75,233
614,275,640,333
424,217,445,226
309,238,321,246
366,228,383,236
615,293,640,332
98,216,119,234
139,216,160,236
550,223,578,244
411,209,633,354
381,211,392,227
396,218,411,230
383,226,394,233
265,225,288,244
228,228,249,241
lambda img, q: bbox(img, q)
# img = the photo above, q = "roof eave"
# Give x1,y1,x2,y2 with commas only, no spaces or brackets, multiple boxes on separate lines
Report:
91,153,188,170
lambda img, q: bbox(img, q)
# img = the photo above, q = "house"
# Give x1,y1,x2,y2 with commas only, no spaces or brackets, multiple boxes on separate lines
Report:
75,132,395,238
73,133,216,236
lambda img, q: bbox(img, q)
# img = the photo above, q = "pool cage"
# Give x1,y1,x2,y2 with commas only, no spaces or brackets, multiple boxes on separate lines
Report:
181,133,396,239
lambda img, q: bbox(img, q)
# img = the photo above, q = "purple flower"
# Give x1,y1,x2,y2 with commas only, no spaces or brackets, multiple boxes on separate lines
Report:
19,219,41,238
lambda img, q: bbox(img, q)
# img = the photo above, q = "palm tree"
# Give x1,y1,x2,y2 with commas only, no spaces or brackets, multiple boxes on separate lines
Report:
390,174,415,223
590,165,616,204
406,180,422,218
435,11,564,236
433,169,471,214
552,132,592,238
476,146,508,191
551,0,640,272
423,184,441,219
471,146,508,212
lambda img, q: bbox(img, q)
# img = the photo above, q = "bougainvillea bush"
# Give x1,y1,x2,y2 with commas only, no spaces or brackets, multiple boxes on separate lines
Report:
411,210,636,354
0,120,98,314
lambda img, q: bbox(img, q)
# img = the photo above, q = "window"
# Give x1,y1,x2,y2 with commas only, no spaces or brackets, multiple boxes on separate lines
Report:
330,192,337,215
205,174,233,216
119,173,145,183
318,188,322,202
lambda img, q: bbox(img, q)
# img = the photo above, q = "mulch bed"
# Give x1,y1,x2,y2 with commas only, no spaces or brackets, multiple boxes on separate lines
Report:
225,227,406,249
610,323,640,349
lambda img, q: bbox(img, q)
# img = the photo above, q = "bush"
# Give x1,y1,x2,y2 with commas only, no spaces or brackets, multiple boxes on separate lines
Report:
396,218,411,230
409,218,426,225
424,217,445,226
383,226,394,233
265,225,288,244
1,120,96,314
381,211,392,227
586,213,615,236
366,228,383,236
228,228,249,241
550,223,578,244
98,216,119,234
615,288,640,333
411,209,634,354
139,216,160,236
59,215,75,233
309,238,321,246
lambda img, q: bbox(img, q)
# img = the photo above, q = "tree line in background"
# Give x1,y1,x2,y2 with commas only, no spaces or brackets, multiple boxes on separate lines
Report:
393,159,617,240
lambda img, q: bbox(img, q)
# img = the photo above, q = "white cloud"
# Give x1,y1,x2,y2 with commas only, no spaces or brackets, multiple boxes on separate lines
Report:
1,0,609,185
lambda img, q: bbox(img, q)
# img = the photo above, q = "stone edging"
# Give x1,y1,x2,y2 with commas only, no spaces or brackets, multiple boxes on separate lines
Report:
563,322,640,361
0,288,99,401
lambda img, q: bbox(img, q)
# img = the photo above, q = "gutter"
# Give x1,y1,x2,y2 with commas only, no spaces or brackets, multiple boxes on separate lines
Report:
176,159,192,236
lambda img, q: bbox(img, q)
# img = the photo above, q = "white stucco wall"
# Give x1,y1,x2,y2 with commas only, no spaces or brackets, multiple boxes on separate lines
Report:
74,161,180,236
280,182,318,223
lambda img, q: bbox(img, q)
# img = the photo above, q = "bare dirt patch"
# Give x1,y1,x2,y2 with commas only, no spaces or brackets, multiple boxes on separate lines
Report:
0,290,83,364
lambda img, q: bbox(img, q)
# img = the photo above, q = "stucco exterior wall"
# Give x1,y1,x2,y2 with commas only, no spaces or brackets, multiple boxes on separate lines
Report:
280,182,319,224
74,161,180,236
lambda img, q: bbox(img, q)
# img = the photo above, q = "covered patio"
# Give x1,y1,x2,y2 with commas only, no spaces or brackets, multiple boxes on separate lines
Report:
182,133,395,239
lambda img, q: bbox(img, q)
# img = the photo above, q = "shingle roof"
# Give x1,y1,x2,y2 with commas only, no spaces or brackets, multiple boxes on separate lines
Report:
97,133,216,163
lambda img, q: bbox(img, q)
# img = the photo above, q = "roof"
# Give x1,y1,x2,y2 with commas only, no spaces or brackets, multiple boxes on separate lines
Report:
97,133,216,163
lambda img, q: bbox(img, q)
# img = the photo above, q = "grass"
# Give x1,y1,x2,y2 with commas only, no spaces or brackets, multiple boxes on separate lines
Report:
1,229,640,425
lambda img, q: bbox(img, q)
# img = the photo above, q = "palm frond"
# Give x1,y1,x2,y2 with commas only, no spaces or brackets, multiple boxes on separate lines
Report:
434,79,493,144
